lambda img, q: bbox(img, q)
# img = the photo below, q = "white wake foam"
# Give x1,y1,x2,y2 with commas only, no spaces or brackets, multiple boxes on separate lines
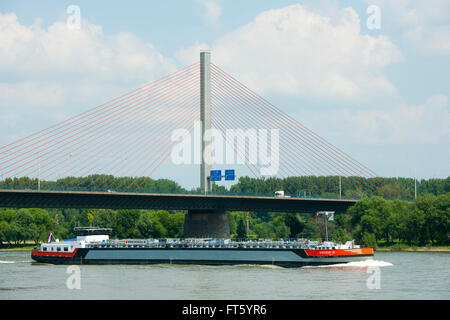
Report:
0,260,15,264
257,264,285,269
304,259,393,268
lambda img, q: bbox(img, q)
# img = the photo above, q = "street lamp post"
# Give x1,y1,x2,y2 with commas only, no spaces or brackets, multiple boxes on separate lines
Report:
317,211,335,242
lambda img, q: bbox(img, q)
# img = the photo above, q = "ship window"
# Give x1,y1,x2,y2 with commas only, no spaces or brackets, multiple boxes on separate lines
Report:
43,247,47,251
57,247,61,252
64,247,68,252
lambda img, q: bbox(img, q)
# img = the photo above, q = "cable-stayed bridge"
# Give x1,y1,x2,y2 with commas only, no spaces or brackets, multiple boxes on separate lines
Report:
0,52,412,237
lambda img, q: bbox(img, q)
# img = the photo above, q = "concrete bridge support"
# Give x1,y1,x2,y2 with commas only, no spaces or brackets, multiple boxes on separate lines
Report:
184,210,230,239
200,51,212,194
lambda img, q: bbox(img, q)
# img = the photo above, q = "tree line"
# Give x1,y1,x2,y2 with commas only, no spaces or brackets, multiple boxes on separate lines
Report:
229,193,449,247
0,208,185,245
1,175,449,200
1,192,448,247
222,176,449,199
0,176,448,247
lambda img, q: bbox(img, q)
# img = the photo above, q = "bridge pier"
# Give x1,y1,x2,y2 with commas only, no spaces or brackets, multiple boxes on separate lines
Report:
184,210,230,239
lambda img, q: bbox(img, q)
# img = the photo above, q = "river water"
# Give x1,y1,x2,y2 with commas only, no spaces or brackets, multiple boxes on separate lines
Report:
0,251,448,300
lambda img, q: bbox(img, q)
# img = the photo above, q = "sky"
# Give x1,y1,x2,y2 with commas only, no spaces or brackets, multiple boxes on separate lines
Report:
0,0,449,189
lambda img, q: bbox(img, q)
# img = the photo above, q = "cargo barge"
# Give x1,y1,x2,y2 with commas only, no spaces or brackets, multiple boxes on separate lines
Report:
31,227,374,267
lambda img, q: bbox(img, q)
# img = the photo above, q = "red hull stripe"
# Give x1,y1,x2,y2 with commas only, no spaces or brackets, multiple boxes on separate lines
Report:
304,248,373,257
31,248,78,258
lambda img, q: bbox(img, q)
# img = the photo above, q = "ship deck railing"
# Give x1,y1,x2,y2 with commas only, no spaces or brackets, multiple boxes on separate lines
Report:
84,239,332,250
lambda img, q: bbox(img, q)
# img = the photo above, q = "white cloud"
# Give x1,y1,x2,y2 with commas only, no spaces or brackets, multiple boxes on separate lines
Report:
179,4,402,102
197,0,222,26
0,13,177,82
301,94,450,146
366,0,450,55
175,41,211,66
0,12,178,145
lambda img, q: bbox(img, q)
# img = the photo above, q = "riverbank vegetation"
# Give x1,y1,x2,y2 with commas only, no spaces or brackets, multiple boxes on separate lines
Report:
0,177,448,249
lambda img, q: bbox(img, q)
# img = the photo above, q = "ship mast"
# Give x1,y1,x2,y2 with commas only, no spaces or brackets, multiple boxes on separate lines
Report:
317,211,335,242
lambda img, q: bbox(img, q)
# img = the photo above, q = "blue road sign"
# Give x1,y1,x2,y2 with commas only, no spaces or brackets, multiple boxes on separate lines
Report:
210,170,222,181
225,169,235,181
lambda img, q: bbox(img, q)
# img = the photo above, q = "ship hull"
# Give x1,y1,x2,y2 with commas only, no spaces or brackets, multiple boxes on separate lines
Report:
31,247,373,267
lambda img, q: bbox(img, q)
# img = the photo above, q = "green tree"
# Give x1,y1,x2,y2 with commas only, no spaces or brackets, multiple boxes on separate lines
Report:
114,210,140,238
273,216,290,239
254,222,276,239
91,209,117,230
415,193,450,245
7,222,20,244
283,213,305,238
14,209,34,243
404,207,425,245
236,218,247,239
0,209,17,223
360,215,382,241
433,193,450,244
332,227,352,243
388,200,411,244
361,232,377,248
30,208,56,242
28,223,41,244
149,210,184,238
136,212,167,238
229,213,237,235
0,221,9,244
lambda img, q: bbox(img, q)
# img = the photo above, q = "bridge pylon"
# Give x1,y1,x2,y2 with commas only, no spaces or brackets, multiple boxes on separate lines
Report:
200,50,212,194
184,51,231,239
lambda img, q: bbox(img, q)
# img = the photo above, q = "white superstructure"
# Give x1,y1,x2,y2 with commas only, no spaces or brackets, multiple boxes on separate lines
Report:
40,227,110,253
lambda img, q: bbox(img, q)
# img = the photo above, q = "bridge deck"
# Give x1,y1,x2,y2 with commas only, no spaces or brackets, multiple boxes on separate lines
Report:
0,189,356,213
